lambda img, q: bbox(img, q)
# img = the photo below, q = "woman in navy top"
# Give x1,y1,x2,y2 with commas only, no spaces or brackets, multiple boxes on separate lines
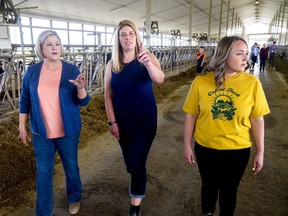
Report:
104,20,165,216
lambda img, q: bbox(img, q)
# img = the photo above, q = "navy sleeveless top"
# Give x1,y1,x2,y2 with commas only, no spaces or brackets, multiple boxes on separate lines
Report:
110,59,157,134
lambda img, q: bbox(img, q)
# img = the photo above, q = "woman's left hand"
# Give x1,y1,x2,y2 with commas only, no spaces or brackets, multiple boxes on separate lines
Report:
137,44,151,67
253,152,264,175
69,74,87,89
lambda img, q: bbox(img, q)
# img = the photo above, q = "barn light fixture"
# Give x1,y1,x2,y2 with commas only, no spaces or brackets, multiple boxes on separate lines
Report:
110,6,125,13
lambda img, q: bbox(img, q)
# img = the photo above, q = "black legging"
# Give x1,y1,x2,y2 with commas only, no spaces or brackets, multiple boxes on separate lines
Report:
195,142,250,216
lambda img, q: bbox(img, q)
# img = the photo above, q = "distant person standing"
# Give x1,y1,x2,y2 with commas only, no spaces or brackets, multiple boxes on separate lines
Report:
250,42,260,71
195,46,207,73
269,41,278,70
259,43,269,72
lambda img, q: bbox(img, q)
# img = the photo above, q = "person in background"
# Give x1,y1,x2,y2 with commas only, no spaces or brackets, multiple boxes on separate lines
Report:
195,46,207,73
183,36,270,216
250,42,260,71
0,62,4,75
18,30,90,216
259,43,269,72
268,41,278,70
104,20,165,216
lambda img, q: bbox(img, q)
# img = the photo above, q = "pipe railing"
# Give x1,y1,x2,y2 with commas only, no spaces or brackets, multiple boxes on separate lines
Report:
0,45,214,114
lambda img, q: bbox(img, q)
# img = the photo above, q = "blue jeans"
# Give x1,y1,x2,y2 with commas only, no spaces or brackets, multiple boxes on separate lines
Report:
119,124,157,198
32,133,82,216
195,143,250,216
269,52,276,67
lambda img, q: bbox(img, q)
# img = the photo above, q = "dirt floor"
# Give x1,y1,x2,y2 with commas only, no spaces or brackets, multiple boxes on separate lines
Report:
1,58,288,216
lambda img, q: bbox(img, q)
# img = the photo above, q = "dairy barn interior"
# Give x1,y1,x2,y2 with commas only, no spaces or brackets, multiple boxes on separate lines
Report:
0,0,288,216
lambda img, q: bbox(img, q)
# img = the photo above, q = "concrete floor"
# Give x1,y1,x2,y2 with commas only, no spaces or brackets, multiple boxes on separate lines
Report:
2,63,288,216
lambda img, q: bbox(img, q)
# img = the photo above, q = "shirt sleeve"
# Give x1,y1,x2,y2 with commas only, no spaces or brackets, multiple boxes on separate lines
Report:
203,53,207,59
19,67,32,114
183,78,200,115
250,79,270,118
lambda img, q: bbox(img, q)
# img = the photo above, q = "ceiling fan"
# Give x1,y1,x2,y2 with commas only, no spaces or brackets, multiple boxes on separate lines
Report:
0,0,37,24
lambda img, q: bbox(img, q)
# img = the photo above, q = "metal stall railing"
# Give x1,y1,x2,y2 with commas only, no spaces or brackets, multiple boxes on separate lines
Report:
277,45,287,59
0,45,214,114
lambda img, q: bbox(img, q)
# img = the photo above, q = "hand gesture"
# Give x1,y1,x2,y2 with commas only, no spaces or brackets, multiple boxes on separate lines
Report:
137,43,151,67
69,74,87,89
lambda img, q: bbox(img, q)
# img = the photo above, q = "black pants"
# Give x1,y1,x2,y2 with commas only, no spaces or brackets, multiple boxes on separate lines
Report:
259,57,267,71
118,124,157,198
195,143,250,216
197,65,204,73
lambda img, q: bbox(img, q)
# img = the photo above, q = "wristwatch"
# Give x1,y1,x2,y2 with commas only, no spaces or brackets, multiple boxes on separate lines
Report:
108,121,117,126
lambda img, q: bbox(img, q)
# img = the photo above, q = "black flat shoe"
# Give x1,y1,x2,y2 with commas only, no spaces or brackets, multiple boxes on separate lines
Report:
202,212,213,216
128,205,140,216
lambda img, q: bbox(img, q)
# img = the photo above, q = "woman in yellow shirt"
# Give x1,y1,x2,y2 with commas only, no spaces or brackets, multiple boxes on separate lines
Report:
183,36,270,216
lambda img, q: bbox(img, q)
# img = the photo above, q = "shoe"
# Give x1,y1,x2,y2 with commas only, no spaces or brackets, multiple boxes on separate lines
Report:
128,205,140,216
69,202,80,215
202,212,213,216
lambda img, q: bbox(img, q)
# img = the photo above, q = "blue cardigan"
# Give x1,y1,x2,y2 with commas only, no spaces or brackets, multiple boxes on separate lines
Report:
19,60,90,138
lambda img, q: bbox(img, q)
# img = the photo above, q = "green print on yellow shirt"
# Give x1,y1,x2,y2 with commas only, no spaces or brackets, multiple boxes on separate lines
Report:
210,87,239,121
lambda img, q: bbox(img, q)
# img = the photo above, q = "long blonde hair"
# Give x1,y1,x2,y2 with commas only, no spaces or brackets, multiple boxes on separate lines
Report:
112,20,142,73
204,36,251,87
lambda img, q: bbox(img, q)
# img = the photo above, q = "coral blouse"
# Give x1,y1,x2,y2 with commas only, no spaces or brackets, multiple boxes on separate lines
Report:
38,64,65,138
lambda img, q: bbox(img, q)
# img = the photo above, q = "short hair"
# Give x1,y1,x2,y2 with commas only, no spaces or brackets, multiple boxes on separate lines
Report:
204,36,250,87
112,20,143,73
35,30,64,59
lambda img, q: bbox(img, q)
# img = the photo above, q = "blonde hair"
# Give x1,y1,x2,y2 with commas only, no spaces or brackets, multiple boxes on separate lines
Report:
112,20,143,73
204,36,251,87
35,30,64,59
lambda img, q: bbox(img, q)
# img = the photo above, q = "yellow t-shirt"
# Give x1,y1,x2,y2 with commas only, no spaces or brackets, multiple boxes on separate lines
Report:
183,72,270,150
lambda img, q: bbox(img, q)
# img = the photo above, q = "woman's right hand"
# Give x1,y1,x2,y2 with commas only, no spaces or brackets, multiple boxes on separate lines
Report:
18,127,31,146
109,123,120,141
184,145,196,166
